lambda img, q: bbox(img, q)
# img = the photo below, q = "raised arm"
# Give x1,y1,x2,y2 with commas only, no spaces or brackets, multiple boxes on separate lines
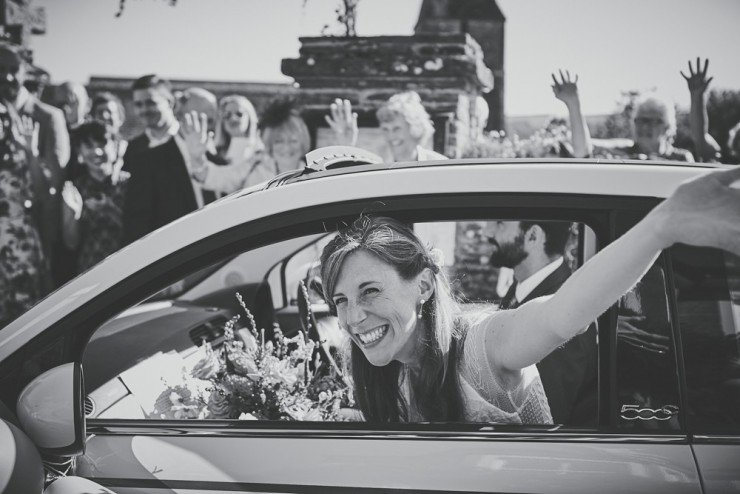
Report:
551,70,592,158
325,98,358,147
488,166,740,372
681,58,717,162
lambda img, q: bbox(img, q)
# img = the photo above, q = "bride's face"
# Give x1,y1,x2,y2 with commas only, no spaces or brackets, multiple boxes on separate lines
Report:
331,250,425,367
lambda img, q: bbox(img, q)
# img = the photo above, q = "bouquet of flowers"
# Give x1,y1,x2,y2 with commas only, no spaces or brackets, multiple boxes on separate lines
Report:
152,293,354,421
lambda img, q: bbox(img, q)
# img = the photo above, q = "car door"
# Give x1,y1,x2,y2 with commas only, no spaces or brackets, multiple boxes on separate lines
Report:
69,192,702,493
670,245,740,493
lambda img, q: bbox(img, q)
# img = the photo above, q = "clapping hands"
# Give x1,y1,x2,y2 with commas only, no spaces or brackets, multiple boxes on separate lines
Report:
325,98,358,146
551,70,580,107
681,57,713,96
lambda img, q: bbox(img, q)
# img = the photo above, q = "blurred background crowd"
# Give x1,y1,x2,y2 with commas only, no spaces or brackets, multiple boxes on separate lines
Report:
1,0,738,326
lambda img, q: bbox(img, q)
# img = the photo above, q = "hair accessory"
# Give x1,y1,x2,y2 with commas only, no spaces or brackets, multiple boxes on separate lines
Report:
428,247,445,270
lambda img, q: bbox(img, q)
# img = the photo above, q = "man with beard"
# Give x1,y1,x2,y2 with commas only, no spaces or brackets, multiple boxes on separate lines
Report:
121,76,216,244
0,43,70,287
483,220,597,425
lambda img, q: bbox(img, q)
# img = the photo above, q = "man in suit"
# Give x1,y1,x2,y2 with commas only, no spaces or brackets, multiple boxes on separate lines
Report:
122,76,217,244
0,43,70,287
484,220,597,425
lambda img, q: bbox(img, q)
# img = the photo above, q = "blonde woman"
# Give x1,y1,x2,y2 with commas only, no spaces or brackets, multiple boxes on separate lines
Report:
194,97,308,194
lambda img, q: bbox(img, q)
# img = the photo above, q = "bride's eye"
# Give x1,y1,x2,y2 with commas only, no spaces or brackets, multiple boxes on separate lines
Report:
362,287,379,297
333,296,347,306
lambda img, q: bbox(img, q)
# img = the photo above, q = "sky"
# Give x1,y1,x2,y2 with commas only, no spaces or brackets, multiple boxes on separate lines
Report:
31,0,740,116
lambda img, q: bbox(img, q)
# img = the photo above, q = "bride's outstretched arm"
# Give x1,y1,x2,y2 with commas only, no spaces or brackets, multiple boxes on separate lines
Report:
487,166,740,373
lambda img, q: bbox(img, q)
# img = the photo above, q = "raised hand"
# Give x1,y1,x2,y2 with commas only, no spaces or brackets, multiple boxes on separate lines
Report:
681,57,713,96
17,115,39,158
653,166,740,255
551,70,580,106
61,181,83,220
325,98,358,146
180,110,209,161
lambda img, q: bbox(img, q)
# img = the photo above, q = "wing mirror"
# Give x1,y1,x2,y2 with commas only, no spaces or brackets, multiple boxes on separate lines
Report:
16,362,85,456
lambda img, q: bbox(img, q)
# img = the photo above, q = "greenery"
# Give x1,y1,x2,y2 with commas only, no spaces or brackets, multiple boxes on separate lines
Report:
115,0,360,37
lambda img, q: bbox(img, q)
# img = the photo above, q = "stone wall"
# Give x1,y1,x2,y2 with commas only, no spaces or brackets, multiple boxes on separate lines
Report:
282,33,493,158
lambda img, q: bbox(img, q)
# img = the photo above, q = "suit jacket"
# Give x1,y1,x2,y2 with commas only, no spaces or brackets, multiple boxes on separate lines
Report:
18,95,70,261
518,261,598,425
122,137,198,245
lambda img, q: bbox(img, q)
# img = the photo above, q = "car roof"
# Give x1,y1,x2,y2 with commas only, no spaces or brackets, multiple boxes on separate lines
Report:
0,159,719,361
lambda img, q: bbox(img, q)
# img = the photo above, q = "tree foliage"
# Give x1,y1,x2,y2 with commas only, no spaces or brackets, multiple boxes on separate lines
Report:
115,0,360,37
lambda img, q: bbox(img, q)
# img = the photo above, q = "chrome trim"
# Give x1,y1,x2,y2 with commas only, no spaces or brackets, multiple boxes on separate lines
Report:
86,421,688,444
693,435,740,444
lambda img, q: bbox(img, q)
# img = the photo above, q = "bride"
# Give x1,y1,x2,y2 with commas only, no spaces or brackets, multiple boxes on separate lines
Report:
319,167,740,422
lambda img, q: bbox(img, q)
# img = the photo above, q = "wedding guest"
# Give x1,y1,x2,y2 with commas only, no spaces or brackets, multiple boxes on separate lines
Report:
0,42,70,287
0,103,47,327
321,167,740,422
552,69,694,162
376,92,447,161
90,92,127,172
175,87,218,134
192,97,306,194
56,81,89,130
190,94,262,195
484,220,596,425
681,58,722,163
121,75,209,244
90,92,125,137
61,122,128,273
327,92,447,162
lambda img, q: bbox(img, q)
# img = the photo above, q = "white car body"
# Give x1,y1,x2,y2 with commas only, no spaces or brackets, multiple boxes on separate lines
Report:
1,159,737,494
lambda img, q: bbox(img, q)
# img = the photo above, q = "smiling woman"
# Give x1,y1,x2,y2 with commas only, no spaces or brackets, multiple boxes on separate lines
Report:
321,215,552,423
319,166,740,424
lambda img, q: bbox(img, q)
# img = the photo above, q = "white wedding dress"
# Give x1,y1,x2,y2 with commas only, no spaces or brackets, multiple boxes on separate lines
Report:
401,313,553,424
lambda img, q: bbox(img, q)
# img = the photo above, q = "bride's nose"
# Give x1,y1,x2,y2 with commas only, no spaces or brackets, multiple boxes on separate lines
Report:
345,299,367,328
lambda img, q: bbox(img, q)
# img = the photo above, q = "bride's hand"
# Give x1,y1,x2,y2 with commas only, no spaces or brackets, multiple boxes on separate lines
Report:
651,166,740,255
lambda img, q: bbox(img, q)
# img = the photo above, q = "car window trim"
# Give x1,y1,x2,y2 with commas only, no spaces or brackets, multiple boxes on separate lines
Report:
86,420,690,444
8,192,674,436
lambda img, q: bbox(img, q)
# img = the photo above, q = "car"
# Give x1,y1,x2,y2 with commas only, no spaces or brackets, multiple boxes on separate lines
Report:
1,151,739,493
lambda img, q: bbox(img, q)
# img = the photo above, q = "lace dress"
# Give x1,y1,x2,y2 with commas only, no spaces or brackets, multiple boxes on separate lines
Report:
401,313,553,424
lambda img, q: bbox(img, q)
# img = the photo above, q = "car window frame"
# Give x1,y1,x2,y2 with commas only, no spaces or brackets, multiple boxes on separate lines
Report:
8,191,693,442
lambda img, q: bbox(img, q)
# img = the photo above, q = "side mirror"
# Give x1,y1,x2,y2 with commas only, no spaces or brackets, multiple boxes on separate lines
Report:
16,362,85,456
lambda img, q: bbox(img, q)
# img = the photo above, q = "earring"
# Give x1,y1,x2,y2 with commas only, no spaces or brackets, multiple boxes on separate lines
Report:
418,299,425,320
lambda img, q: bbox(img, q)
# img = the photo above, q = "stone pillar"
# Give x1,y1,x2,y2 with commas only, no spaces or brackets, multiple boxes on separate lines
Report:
415,0,506,132
281,34,493,159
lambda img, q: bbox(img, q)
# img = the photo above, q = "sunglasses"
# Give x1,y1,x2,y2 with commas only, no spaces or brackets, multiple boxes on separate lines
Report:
634,117,665,126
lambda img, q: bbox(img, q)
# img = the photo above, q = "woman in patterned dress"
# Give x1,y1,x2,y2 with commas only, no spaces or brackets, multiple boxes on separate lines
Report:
61,122,128,274
0,103,47,327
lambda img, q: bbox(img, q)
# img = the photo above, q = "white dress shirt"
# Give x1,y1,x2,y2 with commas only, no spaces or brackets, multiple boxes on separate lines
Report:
515,256,564,303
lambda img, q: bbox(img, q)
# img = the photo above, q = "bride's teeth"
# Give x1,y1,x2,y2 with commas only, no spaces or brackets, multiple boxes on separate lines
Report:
359,325,387,344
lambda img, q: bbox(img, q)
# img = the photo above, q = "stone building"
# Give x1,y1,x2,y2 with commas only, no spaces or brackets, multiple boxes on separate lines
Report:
415,0,506,131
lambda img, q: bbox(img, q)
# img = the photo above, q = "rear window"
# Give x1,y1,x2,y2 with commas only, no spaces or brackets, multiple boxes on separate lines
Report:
672,246,740,434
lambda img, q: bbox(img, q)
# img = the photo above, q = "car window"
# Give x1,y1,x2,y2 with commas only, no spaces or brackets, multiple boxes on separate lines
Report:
672,246,740,434
616,260,682,431
83,217,599,428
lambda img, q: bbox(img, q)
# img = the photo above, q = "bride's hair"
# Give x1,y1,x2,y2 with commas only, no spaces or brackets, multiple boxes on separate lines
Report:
320,215,465,422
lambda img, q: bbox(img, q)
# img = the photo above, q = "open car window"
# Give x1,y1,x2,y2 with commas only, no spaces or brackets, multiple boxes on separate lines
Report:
82,215,603,429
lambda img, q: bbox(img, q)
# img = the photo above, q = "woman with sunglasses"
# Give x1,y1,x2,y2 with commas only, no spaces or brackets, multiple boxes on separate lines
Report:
551,69,694,162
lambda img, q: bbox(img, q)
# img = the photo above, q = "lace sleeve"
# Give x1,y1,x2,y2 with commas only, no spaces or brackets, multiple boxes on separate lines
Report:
459,313,553,424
